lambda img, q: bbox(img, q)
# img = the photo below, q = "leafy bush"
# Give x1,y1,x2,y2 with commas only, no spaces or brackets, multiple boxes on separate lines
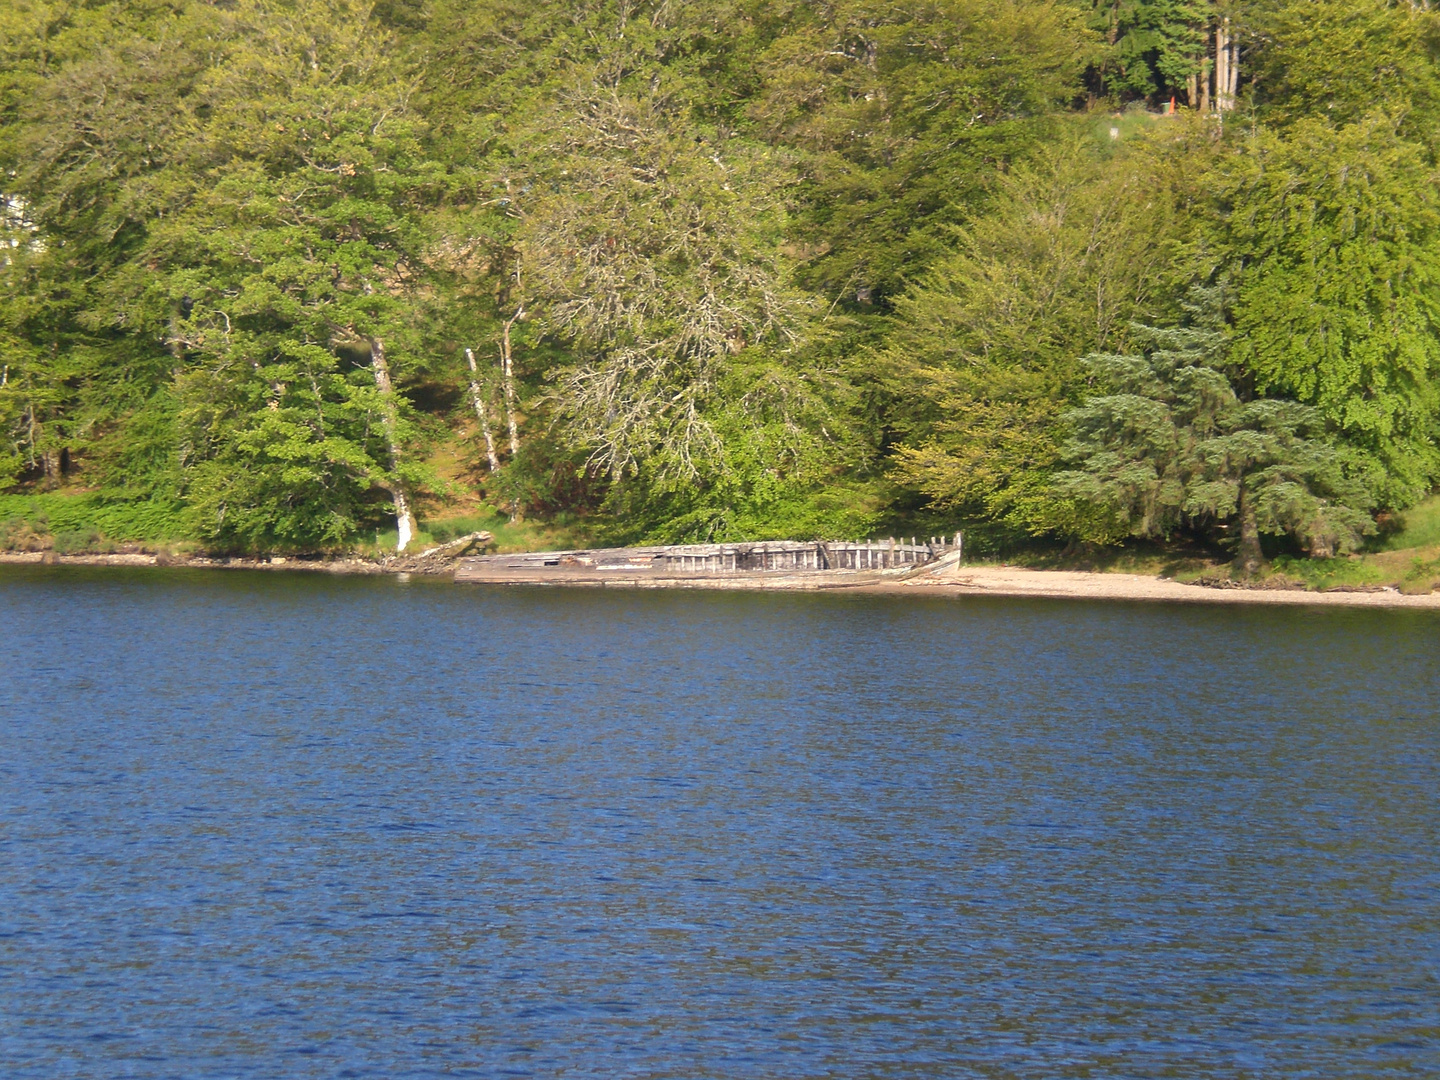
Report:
51,529,107,555
0,514,50,551
0,495,187,543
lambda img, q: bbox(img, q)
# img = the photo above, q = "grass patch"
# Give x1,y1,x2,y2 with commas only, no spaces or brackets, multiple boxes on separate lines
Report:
418,507,590,554
1266,555,1387,591
1381,495,1440,551
999,538,1224,580
350,506,594,558
51,528,117,555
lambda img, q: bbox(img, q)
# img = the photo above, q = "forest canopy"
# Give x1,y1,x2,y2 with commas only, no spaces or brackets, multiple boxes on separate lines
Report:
2,0,1437,565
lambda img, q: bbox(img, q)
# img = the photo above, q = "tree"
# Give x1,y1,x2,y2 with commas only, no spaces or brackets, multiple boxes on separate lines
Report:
132,0,438,550
516,89,810,477
750,0,1096,303
886,135,1194,529
1213,116,1440,509
1049,292,1375,571
1091,0,1213,104
0,0,222,492
1248,0,1440,140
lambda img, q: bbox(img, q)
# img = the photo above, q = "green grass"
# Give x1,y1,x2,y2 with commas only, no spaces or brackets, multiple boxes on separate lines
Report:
1005,541,1220,580
1266,555,1388,591
1380,495,1440,551
355,506,593,558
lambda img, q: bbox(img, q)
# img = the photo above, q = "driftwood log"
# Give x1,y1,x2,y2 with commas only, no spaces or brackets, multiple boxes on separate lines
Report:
416,531,493,560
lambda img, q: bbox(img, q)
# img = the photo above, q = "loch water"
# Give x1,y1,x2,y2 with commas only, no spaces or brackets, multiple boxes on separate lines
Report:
1,566,1437,1078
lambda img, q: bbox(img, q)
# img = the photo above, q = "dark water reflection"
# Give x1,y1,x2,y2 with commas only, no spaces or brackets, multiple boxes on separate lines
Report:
1,566,1437,1077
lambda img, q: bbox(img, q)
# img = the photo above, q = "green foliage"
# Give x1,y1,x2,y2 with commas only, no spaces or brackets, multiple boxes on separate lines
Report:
2,0,1439,558
416,507,585,555
1267,553,1387,591
1381,494,1440,551
592,351,883,544
0,492,187,544
1215,116,1440,507
1091,0,1214,101
0,513,48,551
1049,294,1376,558
885,135,1195,528
514,85,814,483
1249,0,1440,138
749,0,1097,300
51,528,109,555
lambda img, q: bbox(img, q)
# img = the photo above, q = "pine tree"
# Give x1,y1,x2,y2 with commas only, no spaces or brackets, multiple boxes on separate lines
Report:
1050,290,1375,571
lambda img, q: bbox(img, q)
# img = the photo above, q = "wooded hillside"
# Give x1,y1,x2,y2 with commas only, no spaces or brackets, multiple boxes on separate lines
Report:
3,0,1437,564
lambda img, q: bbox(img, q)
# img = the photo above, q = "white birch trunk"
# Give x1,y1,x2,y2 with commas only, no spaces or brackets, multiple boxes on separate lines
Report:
1226,34,1240,105
1214,22,1225,112
391,487,415,553
465,348,501,472
500,306,522,457
368,336,418,552
1215,19,1232,112
497,308,524,523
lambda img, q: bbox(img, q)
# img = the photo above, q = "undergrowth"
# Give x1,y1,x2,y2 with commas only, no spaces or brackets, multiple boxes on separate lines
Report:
0,493,188,551
1381,495,1440,551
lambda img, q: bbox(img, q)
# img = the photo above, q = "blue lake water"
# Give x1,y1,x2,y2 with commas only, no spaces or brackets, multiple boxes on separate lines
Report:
1,565,1438,1078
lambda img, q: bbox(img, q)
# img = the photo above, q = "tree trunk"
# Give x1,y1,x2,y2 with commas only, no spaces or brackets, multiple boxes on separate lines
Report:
24,403,36,470
500,306,521,457
1214,22,1226,112
1200,57,1211,113
169,310,184,369
41,447,60,489
1226,33,1240,105
368,336,417,552
499,307,523,523
1215,19,1235,112
465,348,501,473
1236,483,1264,577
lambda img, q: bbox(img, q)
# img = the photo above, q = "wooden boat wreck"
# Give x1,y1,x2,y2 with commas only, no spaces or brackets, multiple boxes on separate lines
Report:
454,535,963,588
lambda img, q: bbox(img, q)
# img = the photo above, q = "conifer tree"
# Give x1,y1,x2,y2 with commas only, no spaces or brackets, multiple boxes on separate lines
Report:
1050,291,1375,570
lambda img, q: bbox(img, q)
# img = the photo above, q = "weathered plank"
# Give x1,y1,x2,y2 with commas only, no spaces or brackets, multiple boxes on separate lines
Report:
455,535,960,583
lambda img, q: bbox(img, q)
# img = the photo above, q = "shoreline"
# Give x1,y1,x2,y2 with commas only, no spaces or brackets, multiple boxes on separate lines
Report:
4,550,1439,608
0,550,442,576
872,565,1440,608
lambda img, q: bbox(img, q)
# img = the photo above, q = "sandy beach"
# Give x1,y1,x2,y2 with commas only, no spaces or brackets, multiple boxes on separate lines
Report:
872,564,1440,608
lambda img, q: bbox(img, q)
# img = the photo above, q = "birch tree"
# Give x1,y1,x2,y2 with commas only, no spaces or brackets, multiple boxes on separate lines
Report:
464,348,501,473
147,0,435,550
